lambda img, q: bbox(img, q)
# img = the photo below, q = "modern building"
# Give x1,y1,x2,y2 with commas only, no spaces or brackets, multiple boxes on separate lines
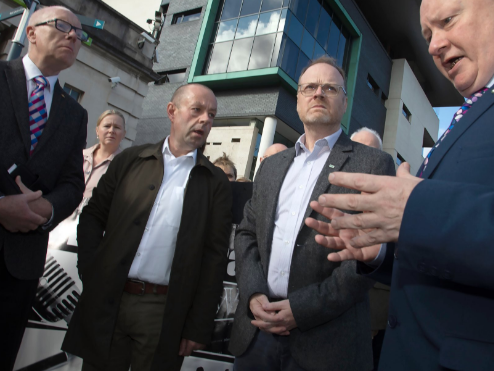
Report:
137,0,463,178
0,0,160,149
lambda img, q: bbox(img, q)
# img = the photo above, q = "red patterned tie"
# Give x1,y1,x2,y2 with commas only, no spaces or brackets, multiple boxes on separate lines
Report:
29,76,49,155
419,87,488,177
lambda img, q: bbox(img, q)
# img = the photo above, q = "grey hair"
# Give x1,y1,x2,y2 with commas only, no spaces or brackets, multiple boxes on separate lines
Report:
350,127,383,150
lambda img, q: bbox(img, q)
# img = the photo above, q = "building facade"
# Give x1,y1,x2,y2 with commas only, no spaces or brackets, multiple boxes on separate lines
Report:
138,0,463,178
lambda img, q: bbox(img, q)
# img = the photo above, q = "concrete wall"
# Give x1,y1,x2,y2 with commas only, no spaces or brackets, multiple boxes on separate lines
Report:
203,126,258,179
383,58,439,174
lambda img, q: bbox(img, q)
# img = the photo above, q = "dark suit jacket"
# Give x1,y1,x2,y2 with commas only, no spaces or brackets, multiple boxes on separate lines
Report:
62,140,232,371
362,89,494,371
0,59,87,280
229,133,396,371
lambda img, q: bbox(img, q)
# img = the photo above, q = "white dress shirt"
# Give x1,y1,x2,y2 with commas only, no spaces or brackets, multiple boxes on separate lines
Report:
369,74,494,269
22,55,59,117
128,137,197,285
268,129,342,298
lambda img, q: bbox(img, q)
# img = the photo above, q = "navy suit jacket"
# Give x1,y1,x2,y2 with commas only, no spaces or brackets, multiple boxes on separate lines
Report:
0,59,87,280
362,89,494,370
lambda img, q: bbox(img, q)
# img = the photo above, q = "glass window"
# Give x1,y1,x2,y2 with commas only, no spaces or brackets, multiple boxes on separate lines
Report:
326,17,340,57
337,28,347,67
216,19,238,42
287,11,303,46
249,33,277,70
256,10,280,35
316,7,331,48
155,69,187,84
240,0,262,16
261,0,284,12
63,84,82,102
172,8,202,24
278,8,287,31
207,41,233,74
305,0,321,37
283,0,291,7
271,32,284,67
280,36,300,80
295,51,310,82
221,0,242,20
228,37,254,72
313,42,325,59
290,0,308,24
236,15,258,39
300,30,315,58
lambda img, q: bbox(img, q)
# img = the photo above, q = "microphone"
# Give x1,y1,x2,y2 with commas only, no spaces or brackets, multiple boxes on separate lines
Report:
32,252,81,324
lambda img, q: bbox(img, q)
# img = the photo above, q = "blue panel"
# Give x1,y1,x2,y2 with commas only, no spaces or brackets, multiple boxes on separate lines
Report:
240,0,262,16
287,11,303,46
221,0,242,20
305,0,321,36
261,0,284,12
326,17,340,58
300,30,315,59
295,51,310,81
315,7,331,49
290,0,308,24
280,36,300,80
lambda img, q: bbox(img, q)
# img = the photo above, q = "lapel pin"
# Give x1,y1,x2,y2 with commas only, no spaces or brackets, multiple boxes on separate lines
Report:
62,94,66,98
329,164,335,168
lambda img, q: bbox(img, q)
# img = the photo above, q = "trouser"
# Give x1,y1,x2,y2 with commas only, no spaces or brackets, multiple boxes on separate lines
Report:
234,330,307,371
82,291,167,371
0,249,39,371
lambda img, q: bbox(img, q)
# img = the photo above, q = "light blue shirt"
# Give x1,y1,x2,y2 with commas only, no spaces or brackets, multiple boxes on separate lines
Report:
267,129,342,299
128,137,197,285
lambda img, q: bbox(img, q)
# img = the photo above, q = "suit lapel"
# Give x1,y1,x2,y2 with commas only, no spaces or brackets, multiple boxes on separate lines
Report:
422,89,494,178
298,132,353,232
5,59,31,157
32,81,66,156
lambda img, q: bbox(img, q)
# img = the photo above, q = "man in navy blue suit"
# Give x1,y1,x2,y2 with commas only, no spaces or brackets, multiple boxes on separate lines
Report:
305,0,494,369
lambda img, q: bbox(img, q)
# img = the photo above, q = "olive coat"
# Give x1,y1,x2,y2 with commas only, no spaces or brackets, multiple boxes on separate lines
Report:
62,139,232,371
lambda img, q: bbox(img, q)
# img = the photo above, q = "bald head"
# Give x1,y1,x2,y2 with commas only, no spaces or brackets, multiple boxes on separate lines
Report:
171,83,216,108
261,143,288,162
351,128,382,150
26,6,82,76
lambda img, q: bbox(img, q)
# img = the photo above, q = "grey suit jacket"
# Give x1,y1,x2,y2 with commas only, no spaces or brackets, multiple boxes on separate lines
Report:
0,59,87,280
229,132,396,371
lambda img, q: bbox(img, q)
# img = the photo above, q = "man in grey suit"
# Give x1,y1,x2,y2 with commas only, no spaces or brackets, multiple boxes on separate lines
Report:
0,6,87,370
229,56,395,371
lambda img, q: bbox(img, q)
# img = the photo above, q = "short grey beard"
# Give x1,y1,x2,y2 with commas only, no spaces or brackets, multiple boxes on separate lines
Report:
304,114,332,126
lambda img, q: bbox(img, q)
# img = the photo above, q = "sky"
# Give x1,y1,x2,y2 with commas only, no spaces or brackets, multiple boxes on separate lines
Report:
102,0,162,30
423,106,461,156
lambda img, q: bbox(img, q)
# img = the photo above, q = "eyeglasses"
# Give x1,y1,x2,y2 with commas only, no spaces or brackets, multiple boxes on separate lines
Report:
298,83,347,97
35,19,89,42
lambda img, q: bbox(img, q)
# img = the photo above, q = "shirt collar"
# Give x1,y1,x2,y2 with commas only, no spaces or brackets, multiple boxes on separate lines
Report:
162,136,197,163
487,75,494,88
22,55,58,92
83,143,121,161
295,128,342,156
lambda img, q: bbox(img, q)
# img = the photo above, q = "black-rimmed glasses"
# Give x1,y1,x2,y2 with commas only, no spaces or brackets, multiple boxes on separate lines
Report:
35,18,89,42
298,83,347,97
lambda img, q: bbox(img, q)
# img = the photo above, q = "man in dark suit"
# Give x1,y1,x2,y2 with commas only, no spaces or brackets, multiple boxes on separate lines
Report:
306,0,494,369
229,56,395,371
0,6,87,370
62,83,232,371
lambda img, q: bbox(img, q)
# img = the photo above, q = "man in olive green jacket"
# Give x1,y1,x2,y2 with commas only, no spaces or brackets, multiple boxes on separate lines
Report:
62,84,232,371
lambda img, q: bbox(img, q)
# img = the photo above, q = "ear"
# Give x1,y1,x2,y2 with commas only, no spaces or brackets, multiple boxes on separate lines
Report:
26,25,36,44
167,102,176,122
343,96,348,113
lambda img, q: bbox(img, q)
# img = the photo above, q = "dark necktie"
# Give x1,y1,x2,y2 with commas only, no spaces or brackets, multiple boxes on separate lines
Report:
419,87,488,177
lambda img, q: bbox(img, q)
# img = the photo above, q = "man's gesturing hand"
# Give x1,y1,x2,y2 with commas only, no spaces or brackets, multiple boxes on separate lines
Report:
178,338,206,356
309,163,422,249
305,203,381,262
250,296,297,336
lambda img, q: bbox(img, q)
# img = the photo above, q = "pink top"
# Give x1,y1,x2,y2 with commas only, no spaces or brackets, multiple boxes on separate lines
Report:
82,144,121,200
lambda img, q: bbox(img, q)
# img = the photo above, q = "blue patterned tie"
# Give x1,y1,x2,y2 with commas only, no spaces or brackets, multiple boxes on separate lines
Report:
28,76,49,155
419,87,488,177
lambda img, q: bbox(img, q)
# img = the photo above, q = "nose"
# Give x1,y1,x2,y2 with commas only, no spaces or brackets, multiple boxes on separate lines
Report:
313,85,325,98
66,28,78,41
428,31,448,56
